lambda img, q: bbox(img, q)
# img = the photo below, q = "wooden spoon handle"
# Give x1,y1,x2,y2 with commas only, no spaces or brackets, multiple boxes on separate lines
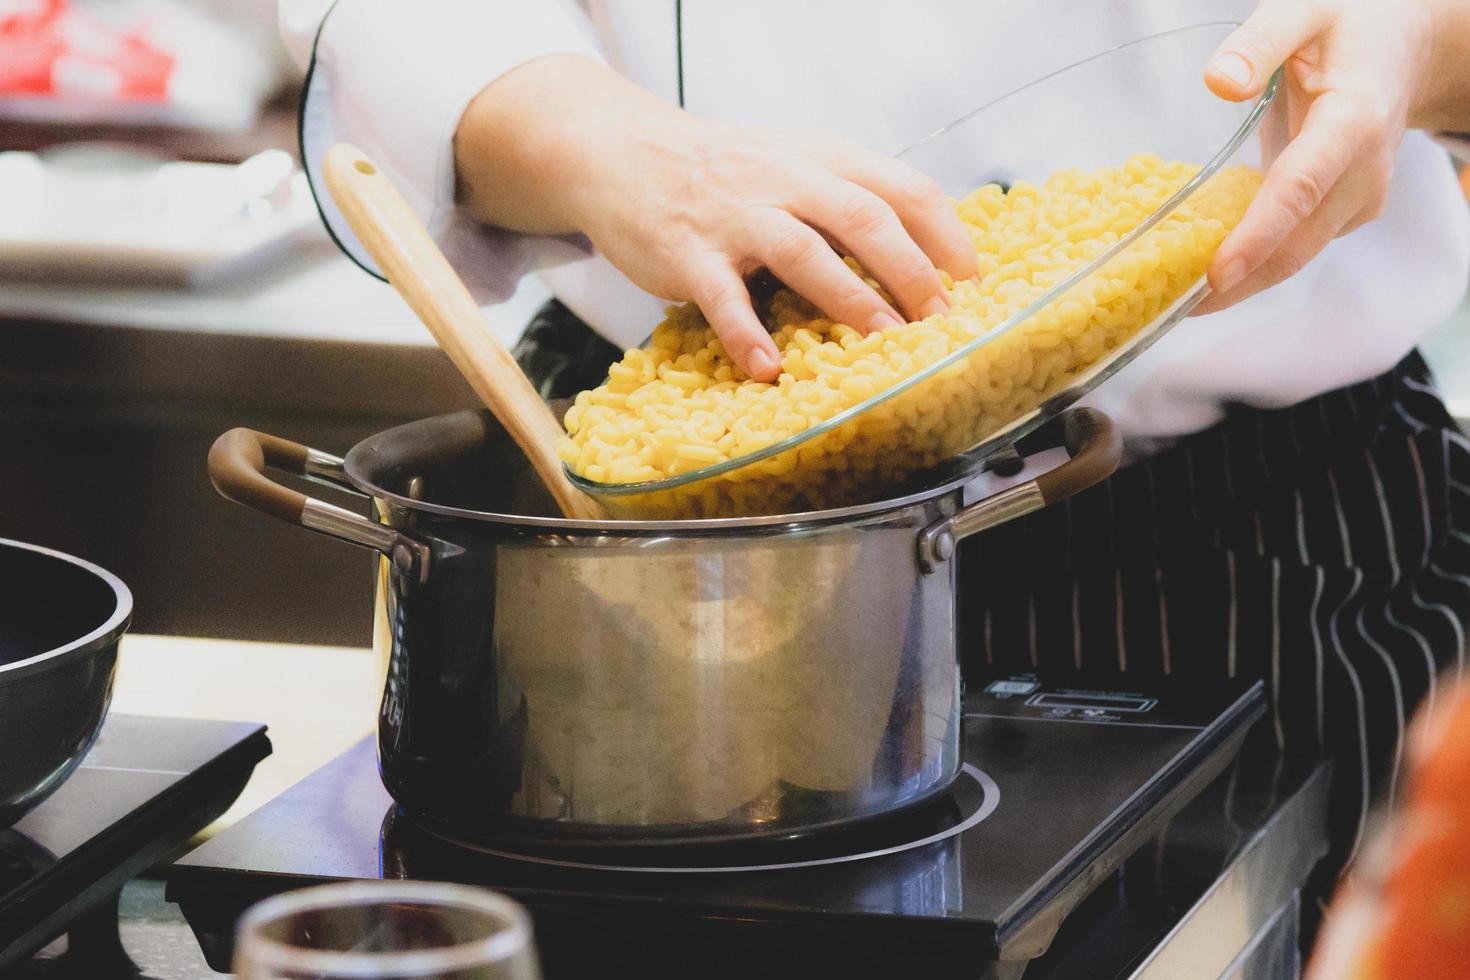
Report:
322,144,607,521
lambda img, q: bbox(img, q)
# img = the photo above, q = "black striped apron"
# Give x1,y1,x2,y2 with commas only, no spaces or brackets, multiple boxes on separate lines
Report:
959,350,1470,896
513,301,1470,896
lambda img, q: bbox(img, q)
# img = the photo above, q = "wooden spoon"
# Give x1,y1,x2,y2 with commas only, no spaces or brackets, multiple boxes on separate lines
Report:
323,143,607,521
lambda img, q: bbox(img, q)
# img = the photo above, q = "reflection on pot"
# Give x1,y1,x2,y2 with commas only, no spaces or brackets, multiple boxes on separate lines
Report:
378,765,993,921
373,508,962,845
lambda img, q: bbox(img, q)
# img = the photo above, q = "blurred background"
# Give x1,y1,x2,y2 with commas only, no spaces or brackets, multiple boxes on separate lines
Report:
1,0,1468,648
0,0,553,646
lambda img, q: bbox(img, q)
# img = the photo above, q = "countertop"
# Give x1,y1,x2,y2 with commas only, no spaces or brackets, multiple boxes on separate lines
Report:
0,235,549,350
18,633,384,979
108,634,383,831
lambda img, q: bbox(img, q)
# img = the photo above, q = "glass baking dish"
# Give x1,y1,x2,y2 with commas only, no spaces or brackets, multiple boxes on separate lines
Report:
566,22,1282,519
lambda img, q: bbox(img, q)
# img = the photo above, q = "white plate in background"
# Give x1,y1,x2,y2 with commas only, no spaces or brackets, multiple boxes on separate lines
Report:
0,146,320,286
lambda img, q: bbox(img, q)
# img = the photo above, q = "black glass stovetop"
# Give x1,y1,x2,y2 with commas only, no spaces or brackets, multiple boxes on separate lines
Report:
0,715,270,975
169,675,1263,979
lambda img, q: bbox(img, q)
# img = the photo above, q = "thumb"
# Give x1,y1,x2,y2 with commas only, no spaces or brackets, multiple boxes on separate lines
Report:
1206,1,1325,101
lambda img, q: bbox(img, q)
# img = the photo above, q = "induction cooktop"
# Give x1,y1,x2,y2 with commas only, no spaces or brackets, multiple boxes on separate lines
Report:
169,675,1263,980
0,715,270,975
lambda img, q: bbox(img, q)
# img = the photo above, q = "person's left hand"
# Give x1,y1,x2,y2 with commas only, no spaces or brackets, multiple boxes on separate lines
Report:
1194,0,1435,315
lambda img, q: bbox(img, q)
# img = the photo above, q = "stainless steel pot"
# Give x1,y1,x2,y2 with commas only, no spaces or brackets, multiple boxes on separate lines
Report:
207,407,1120,846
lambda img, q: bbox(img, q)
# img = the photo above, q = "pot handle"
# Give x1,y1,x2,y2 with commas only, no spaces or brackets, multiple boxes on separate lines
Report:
208,428,430,582
917,407,1122,572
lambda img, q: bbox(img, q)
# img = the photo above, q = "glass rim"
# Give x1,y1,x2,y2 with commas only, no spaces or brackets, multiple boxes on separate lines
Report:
566,21,1282,499
234,881,532,978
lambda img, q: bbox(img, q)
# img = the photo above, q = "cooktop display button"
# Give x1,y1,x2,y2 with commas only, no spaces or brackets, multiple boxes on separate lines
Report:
1025,692,1158,713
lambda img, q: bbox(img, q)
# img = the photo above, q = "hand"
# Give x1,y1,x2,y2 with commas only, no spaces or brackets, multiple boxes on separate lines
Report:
1193,0,1435,314
566,112,980,381
456,55,977,381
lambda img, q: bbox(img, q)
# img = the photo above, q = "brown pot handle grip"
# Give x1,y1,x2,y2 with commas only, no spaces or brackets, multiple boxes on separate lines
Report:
208,429,311,525
208,428,429,581
918,407,1122,572
1031,407,1123,506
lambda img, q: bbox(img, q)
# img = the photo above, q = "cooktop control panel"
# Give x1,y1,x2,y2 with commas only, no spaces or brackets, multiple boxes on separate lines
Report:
972,673,1233,729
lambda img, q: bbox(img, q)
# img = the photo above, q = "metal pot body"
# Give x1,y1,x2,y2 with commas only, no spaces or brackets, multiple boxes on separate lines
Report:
371,488,963,844
207,407,1118,844
0,539,131,827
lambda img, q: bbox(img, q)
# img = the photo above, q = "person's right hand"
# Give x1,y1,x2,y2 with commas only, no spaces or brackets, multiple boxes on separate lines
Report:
456,55,978,381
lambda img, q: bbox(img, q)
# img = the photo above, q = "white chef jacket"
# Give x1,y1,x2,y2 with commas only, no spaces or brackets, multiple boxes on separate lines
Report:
283,0,1470,445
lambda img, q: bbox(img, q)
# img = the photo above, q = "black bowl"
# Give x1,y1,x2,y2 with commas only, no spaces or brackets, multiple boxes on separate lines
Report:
0,539,131,827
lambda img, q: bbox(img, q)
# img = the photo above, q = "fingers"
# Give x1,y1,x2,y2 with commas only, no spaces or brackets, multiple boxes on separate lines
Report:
794,179,952,321
1194,220,1332,315
834,151,980,282
1194,174,1367,315
745,208,908,334
1208,91,1372,295
687,259,781,381
1199,2,1405,312
1206,0,1327,101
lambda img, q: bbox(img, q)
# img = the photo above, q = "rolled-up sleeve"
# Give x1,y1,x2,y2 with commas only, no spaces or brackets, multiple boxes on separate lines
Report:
283,0,601,297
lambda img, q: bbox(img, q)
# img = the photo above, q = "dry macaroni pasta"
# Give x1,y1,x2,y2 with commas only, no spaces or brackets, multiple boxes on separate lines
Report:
561,154,1262,518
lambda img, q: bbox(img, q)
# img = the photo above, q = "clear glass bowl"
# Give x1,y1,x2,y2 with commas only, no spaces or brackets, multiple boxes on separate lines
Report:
567,22,1282,519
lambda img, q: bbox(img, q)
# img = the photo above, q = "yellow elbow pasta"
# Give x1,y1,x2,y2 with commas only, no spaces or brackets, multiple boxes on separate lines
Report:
561,154,1263,519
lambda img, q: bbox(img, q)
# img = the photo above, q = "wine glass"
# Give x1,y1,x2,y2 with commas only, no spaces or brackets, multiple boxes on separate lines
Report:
232,881,540,979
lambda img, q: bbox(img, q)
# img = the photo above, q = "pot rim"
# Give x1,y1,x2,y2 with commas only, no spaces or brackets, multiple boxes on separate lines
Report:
342,411,978,533
0,538,132,681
